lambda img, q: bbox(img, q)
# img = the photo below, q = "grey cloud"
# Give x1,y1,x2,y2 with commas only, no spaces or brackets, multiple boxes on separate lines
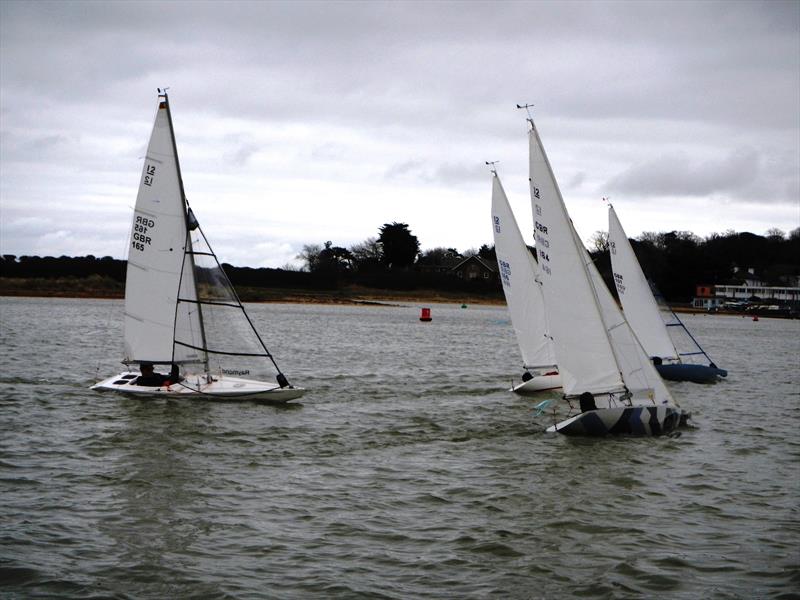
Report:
222,136,260,167
384,160,484,187
1,0,797,263
607,147,762,199
384,159,426,180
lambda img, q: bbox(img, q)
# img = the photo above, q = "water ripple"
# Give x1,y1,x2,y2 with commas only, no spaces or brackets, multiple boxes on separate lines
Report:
0,299,798,598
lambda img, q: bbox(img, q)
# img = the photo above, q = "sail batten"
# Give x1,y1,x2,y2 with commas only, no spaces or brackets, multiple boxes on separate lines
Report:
177,299,243,309
173,341,270,358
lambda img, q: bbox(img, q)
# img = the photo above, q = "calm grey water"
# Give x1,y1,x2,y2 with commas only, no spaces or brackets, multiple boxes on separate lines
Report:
1,297,798,599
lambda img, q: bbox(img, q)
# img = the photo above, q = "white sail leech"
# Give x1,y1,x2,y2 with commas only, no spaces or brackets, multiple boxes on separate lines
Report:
491,172,557,371
527,119,675,409
528,122,623,398
608,205,680,362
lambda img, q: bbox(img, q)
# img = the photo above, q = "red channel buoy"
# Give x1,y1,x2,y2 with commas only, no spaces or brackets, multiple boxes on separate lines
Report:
420,307,432,322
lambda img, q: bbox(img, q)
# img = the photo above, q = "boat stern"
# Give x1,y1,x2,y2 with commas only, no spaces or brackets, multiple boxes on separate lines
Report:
546,405,689,436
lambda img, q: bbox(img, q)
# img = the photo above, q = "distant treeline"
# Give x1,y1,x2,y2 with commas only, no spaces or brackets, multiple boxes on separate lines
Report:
0,254,501,297
587,229,800,302
1,227,798,303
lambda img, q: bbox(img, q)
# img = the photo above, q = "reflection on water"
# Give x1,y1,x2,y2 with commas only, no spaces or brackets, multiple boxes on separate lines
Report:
0,297,798,598
99,400,223,597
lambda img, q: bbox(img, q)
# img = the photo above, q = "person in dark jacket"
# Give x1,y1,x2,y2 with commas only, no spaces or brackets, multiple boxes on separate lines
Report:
135,362,180,387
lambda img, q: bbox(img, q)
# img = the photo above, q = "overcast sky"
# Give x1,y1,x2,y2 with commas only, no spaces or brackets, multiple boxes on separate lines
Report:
1,0,798,268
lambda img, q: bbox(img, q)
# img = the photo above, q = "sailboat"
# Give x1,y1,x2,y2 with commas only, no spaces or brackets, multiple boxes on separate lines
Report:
524,116,688,435
92,91,304,402
608,204,727,383
490,169,561,393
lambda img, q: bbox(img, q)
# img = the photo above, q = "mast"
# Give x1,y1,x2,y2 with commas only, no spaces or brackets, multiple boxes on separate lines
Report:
160,89,210,372
526,117,630,397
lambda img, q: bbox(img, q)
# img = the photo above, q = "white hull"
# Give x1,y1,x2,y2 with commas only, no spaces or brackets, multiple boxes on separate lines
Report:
510,372,562,394
91,371,304,403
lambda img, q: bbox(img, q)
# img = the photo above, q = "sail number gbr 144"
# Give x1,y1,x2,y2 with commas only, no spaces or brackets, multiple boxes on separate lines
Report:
533,202,552,276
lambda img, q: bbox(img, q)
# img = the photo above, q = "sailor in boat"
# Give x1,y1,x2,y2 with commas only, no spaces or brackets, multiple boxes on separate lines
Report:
135,362,181,387
579,392,597,413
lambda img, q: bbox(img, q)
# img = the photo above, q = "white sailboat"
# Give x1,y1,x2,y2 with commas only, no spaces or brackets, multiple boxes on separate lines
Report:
92,91,304,402
608,204,726,383
490,169,561,394
524,117,688,435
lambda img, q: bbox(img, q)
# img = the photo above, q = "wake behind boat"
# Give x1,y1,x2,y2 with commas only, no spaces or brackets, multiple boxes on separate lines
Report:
523,114,689,436
92,90,304,403
490,169,561,394
608,204,727,383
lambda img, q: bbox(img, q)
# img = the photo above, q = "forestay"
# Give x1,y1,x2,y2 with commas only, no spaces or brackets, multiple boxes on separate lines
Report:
491,172,556,370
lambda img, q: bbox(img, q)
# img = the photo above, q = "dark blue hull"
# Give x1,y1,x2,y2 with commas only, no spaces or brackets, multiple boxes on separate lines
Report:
655,363,727,383
547,406,689,436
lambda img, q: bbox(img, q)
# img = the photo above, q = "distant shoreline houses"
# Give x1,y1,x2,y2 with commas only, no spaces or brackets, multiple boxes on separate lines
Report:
416,254,499,282
693,268,800,311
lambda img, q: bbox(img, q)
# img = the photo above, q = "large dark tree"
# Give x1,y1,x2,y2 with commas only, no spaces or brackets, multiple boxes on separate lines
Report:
378,222,419,269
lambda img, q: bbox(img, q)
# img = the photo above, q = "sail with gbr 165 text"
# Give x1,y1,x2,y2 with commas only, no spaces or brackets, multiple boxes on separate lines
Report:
92,91,304,402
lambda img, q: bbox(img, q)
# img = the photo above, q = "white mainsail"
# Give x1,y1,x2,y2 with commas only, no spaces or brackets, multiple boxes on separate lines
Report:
491,172,557,370
608,205,679,362
527,122,623,397
528,119,673,406
123,98,203,366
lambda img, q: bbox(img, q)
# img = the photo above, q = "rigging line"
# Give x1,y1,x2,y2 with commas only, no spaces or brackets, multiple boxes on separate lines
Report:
162,91,210,373
193,222,288,379
173,224,207,369
174,340,271,358
177,298,243,309
672,320,713,362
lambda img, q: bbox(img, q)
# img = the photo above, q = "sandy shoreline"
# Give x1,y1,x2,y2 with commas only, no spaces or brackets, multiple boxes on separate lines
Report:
0,279,737,314
0,285,506,307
